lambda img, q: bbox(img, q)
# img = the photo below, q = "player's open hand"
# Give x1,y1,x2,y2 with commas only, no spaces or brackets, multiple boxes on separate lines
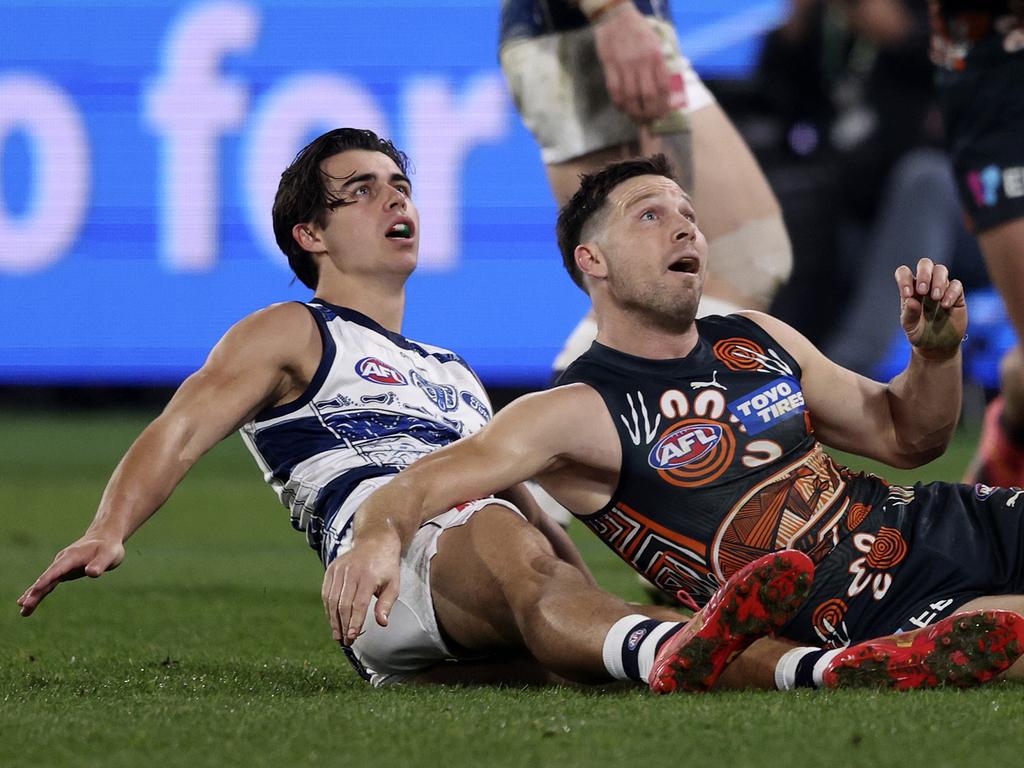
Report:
594,4,671,122
322,531,401,646
896,258,967,360
17,535,125,617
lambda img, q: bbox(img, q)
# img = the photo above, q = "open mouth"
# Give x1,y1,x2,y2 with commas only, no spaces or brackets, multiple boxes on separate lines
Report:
386,221,414,239
668,256,699,274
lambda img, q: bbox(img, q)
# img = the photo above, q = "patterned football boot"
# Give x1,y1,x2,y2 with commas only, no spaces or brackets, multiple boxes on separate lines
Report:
650,550,815,693
823,610,1024,690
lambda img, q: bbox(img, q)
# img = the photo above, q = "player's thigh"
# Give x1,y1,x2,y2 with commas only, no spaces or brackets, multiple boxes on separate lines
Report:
429,503,559,651
680,103,781,240
545,143,639,206
979,218,1024,332
955,595,1024,680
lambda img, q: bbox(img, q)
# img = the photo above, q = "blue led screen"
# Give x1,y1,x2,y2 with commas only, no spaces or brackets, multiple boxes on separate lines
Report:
0,0,784,385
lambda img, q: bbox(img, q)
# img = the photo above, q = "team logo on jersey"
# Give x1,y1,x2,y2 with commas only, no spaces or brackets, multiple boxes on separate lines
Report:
648,419,735,487
974,483,997,500
712,337,793,377
812,598,850,648
728,376,805,436
713,337,764,371
410,369,458,412
355,357,407,386
461,391,491,421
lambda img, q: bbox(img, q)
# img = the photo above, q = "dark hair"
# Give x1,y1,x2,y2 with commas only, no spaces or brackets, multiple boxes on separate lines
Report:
272,128,410,290
555,154,676,291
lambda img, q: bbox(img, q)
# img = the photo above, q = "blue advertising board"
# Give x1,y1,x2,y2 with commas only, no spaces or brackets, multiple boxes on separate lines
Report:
0,1,783,385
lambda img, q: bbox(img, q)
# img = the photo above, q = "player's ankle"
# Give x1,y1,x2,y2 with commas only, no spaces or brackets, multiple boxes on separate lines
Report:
602,614,685,683
774,646,842,689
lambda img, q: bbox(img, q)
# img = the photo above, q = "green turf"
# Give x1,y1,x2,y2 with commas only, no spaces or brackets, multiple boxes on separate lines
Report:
1,410,1021,768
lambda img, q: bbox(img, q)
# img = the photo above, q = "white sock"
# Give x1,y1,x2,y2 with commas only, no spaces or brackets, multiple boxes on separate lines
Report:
602,614,684,683
774,646,844,689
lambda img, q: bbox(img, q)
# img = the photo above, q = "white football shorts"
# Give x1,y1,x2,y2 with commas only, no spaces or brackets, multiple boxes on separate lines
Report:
321,474,523,686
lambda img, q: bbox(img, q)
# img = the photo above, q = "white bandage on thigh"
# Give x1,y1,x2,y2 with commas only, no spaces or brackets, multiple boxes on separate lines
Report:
706,215,793,309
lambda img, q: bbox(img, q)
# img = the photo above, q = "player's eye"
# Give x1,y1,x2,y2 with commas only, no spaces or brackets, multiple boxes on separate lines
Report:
641,210,657,221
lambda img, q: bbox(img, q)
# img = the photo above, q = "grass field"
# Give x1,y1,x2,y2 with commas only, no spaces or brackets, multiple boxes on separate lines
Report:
2,410,1022,768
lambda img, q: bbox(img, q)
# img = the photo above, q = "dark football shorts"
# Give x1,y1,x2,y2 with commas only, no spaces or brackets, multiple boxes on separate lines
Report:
937,50,1024,233
782,481,1024,646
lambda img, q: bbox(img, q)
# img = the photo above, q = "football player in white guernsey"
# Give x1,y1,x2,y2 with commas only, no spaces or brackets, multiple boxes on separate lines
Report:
18,128,819,692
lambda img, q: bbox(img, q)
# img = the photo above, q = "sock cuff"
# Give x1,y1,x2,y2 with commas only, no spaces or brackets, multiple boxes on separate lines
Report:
775,647,817,691
811,649,844,687
602,614,652,681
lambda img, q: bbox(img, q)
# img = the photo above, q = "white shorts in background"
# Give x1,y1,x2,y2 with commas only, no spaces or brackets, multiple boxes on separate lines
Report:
322,475,523,687
500,17,715,165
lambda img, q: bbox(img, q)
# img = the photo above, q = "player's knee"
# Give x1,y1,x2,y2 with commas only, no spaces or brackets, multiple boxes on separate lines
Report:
707,214,793,309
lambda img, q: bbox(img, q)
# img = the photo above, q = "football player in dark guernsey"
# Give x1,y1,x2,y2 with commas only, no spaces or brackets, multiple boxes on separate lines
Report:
330,154,1024,691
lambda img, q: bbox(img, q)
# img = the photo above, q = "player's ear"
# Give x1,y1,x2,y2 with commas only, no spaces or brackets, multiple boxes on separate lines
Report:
575,242,607,281
293,222,325,254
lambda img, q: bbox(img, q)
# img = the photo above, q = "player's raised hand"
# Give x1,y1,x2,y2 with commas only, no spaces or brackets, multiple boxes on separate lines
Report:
593,3,671,122
895,258,967,360
17,535,126,616
322,531,401,645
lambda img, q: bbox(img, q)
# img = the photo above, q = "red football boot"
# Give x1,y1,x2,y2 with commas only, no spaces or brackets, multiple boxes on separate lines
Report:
649,550,815,694
964,397,1024,487
822,610,1024,690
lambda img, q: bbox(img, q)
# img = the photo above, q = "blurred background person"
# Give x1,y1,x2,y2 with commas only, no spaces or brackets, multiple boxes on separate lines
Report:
755,0,987,374
500,0,794,377
930,0,1024,485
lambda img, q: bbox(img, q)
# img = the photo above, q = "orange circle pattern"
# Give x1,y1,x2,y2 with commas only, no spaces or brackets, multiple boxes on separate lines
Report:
846,503,870,531
865,527,908,570
812,598,848,639
712,337,766,372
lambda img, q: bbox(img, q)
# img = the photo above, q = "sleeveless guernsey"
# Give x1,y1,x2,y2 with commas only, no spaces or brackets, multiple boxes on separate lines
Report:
239,300,492,563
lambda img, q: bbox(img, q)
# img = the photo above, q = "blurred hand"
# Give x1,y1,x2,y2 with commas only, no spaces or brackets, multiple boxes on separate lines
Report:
322,530,401,645
594,4,671,123
18,534,125,616
896,258,967,360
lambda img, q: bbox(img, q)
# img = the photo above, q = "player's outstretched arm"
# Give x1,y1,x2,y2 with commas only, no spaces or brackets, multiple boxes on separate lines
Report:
586,1,671,123
741,258,966,468
17,303,319,617
323,385,597,644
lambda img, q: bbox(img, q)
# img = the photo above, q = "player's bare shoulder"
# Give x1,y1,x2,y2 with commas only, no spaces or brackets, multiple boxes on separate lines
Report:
201,301,322,406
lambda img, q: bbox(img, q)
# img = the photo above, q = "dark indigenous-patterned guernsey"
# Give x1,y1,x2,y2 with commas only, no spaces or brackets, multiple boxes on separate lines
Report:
558,314,1024,646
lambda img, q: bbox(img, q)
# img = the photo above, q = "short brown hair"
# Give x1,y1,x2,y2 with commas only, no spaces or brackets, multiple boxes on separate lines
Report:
555,154,676,291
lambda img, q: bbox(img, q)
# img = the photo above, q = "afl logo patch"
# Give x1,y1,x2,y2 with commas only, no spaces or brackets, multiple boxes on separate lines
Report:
355,357,407,386
649,419,735,487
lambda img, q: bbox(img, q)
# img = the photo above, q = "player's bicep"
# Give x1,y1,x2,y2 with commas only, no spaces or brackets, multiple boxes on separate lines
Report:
740,312,896,459
155,304,316,457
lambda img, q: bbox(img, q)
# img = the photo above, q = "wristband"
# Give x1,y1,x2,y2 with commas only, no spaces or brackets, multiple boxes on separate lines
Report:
580,0,630,23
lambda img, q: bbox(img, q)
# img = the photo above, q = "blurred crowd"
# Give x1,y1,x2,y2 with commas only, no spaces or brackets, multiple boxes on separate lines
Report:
730,0,993,378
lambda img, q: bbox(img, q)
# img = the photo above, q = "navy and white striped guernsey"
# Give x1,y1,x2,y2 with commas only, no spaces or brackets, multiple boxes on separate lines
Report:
239,300,493,564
